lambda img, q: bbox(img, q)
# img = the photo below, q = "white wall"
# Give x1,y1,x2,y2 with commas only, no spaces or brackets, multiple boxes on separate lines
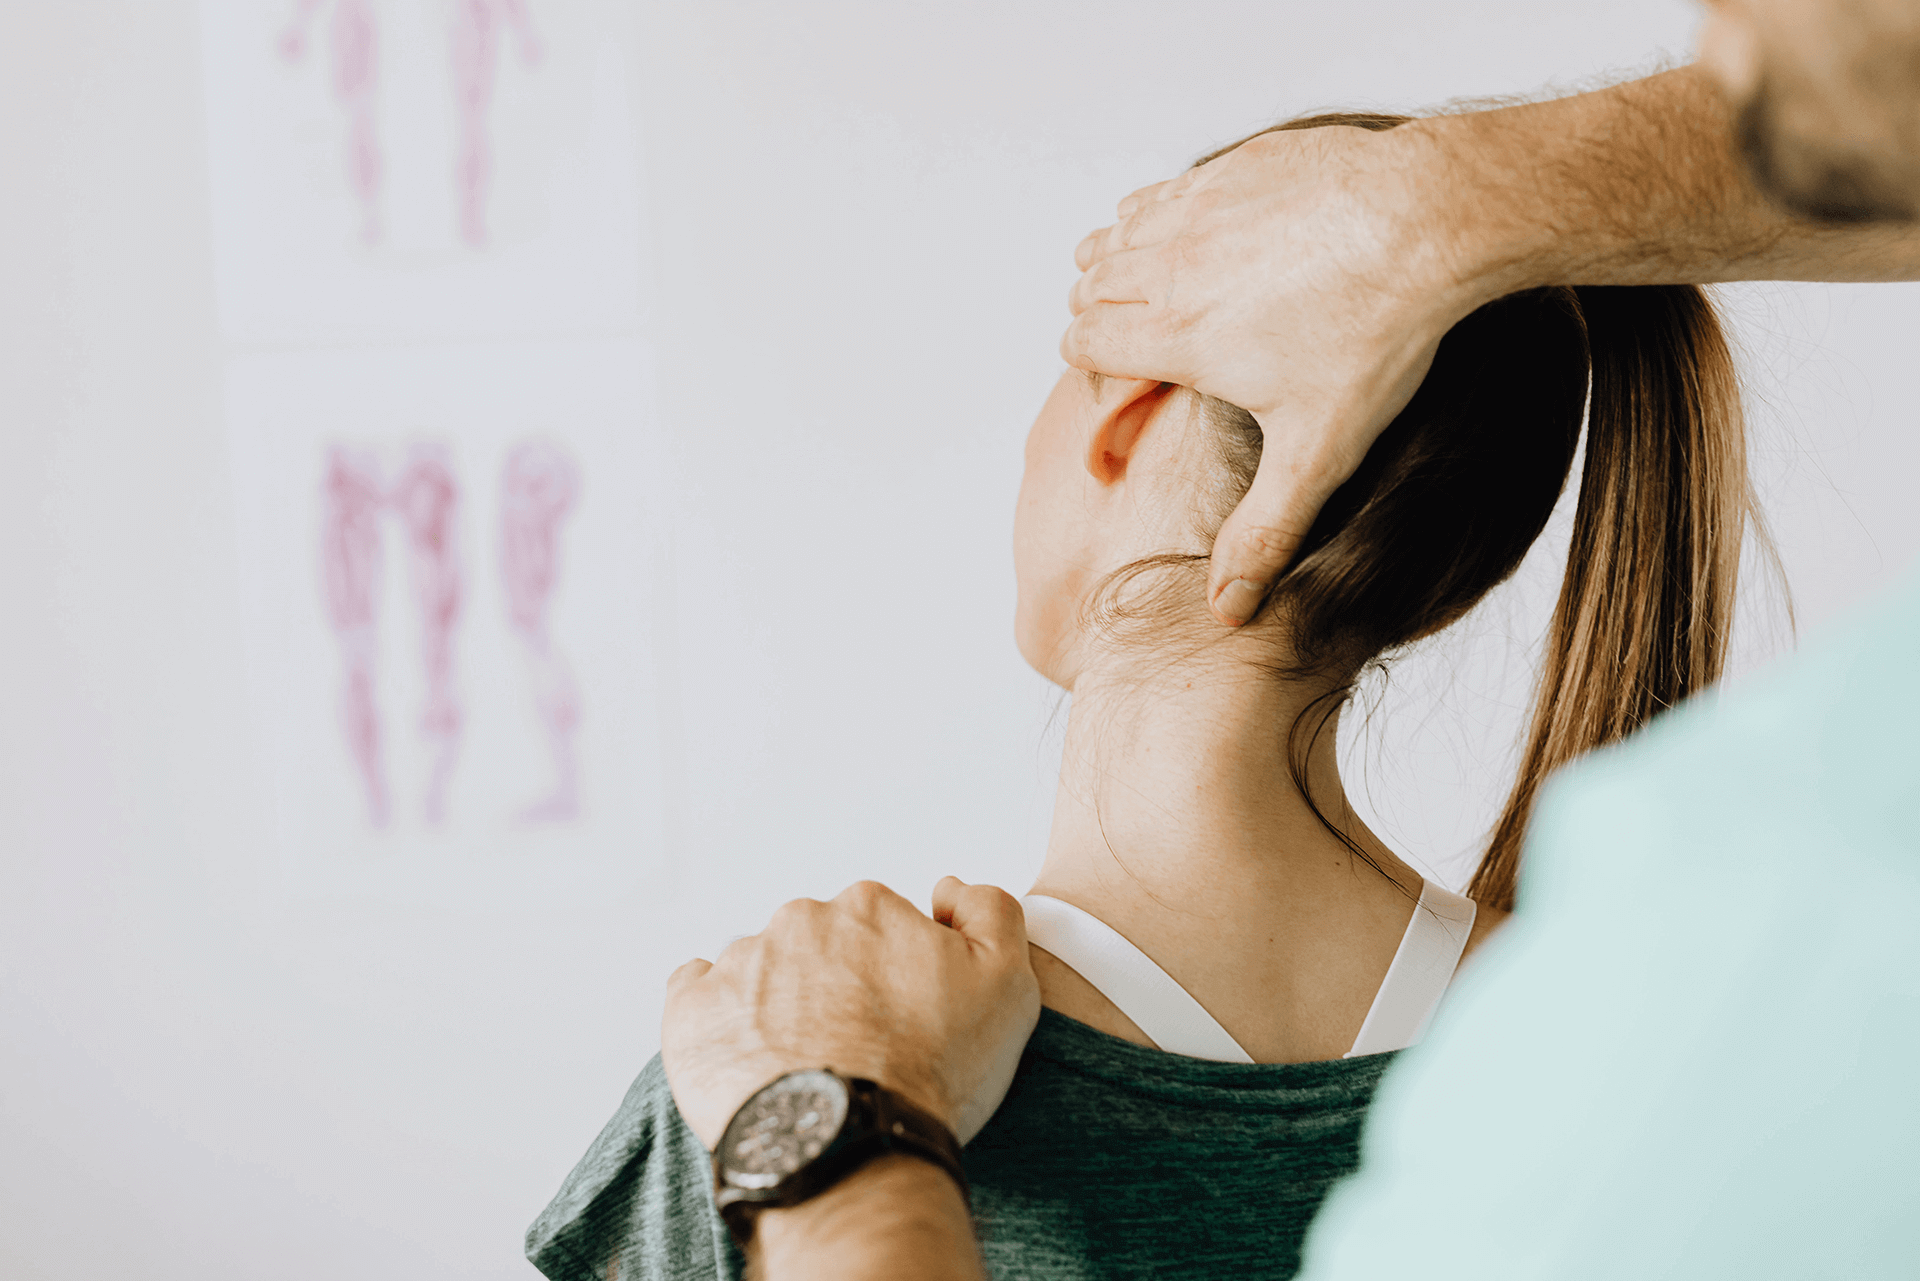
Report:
5,4,1918,1279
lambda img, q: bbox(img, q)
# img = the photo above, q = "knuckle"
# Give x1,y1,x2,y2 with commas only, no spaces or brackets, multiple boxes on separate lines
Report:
667,958,706,986
1234,521,1301,566
839,879,890,913
768,896,822,929
712,937,764,976
973,883,1020,914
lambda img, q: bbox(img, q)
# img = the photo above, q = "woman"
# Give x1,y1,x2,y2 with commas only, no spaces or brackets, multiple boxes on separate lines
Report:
526,113,1764,1281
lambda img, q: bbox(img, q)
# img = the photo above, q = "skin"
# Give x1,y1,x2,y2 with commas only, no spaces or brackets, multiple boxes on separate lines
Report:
662,876,1033,1279
1012,370,1505,1062
1698,0,1920,219
662,877,1038,1150
664,3,1920,1276
1065,63,1920,625
672,369,1509,1277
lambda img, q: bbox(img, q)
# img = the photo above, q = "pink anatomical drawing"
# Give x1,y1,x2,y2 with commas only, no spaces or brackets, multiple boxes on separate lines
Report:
227,344,658,860
500,442,581,823
321,439,583,830
279,0,541,248
321,447,392,825
452,0,544,247
390,445,467,824
280,0,383,244
320,442,467,828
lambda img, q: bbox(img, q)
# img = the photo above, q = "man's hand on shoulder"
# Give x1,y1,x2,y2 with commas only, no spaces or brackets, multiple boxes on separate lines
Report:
661,877,1040,1149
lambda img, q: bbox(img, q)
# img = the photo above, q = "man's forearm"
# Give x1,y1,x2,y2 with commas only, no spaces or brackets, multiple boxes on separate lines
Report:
748,1156,985,1281
1423,65,1920,309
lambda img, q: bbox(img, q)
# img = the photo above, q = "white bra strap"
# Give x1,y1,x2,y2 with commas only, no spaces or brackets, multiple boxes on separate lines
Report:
1344,880,1477,1058
1021,895,1254,1064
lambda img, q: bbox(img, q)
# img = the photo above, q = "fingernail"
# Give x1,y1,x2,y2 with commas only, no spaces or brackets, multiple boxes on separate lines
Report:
1211,578,1267,626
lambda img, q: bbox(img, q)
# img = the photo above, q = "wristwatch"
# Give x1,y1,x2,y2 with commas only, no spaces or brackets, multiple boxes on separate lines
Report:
711,1068,969,1245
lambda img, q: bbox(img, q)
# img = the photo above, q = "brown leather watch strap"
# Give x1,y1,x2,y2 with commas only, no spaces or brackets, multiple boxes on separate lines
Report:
714,1072,968,1247
861,1078,970,1204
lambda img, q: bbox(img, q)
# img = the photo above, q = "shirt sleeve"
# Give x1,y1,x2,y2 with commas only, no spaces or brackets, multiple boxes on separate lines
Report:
526,1053,745,1281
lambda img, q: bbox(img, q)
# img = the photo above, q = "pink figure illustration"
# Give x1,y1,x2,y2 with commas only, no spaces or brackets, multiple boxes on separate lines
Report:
321,447,391,826
500,441,581,822
281,0,383,244
450,0,543,247
390,445,466,825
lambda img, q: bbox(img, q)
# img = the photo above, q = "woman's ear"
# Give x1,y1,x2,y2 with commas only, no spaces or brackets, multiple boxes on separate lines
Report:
1085,379,1175,485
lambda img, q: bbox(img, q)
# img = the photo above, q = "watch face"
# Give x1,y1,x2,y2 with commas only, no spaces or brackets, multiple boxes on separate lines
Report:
720,1070,850,1190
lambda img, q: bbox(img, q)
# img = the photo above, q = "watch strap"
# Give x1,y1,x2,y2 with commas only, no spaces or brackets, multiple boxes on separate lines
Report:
863,1078,970,1205
713,1074,968,1246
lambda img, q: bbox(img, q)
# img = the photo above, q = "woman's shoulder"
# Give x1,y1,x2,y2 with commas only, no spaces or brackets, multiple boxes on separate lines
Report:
526,1053,741,1281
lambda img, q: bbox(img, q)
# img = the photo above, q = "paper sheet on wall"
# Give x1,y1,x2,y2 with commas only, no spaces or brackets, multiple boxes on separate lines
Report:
224,343,670,889
199,0,646,344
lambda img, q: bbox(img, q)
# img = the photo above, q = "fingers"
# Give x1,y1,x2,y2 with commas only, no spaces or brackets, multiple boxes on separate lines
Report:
931,875,961,925
714,933,755,967
1076,188,1206,272
1066,249,1161,316
831,878,912,920
1074,226,1108,272
1205,440,1355,625
931,876,1026,954
1114,163,1210,218
1060,300,1187,385
1115,176,1173,219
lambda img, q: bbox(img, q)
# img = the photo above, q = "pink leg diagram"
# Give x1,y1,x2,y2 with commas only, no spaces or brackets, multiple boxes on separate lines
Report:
500,441,580,823
390,445,466,825
281,0,383,244
321,447,390,827
450,0,542,247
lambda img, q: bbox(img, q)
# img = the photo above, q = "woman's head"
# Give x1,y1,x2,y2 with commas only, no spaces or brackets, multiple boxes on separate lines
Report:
1015,113,1760,911
1013,288,1592,683
1013,373,1222,685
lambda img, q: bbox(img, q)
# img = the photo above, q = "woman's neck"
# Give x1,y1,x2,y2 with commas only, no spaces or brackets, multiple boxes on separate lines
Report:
1027,650,1433,1063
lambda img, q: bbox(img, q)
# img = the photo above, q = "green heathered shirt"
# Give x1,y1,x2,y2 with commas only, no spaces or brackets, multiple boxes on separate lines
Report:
527,1008,1400,1281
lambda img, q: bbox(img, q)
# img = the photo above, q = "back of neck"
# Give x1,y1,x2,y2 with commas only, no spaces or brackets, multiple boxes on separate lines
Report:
1028,656,1434,1063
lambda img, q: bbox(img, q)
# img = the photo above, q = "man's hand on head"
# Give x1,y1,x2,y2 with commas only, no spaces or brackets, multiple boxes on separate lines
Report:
1060,66,1920,626
661,877,1041,1150
1062,120,1483,626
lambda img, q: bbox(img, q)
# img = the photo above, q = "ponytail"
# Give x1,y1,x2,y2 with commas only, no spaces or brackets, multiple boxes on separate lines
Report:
1181,116,1765,913
1469,285,1755,912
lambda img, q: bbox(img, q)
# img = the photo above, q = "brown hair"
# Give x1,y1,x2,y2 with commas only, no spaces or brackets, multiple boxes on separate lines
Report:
1115,113,1760,913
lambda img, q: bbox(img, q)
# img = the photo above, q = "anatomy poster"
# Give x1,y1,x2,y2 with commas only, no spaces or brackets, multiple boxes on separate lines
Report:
202,0,670,886
225,342,669,877
199,0,646,344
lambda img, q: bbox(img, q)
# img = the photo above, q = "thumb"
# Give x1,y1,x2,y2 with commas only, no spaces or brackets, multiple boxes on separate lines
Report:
1206,435,1356,625
932,877,1027,954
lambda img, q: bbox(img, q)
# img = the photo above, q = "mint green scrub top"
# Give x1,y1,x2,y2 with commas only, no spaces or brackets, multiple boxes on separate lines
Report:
1298,566,1920,1278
